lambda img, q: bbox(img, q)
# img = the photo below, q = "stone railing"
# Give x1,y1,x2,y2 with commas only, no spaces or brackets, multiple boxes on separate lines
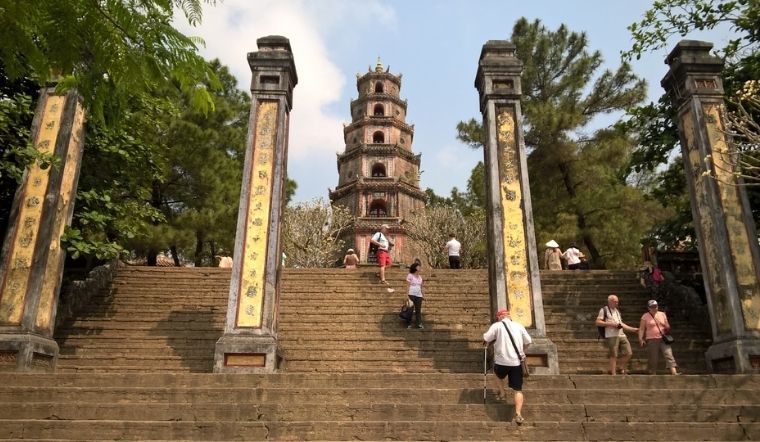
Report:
55,260,120,328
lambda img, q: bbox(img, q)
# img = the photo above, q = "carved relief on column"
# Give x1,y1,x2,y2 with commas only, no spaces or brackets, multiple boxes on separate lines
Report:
236,100,278,328
36,101,85,331
496,106,533,327
0,96,65,325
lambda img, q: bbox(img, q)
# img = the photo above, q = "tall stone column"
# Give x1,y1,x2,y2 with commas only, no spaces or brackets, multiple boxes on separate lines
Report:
214,36,297,373
475,41,558,374
662,41,760,373
0,88,86,371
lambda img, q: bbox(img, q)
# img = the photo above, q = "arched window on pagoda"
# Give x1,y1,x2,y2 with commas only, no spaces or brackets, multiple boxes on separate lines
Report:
372,131,384,143
371,163,386,177
375,82,384,93
368,200,388,217
373,103,385,116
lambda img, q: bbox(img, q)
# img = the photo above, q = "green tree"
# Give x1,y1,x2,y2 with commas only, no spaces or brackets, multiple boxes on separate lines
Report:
0,0,218,123
624,0,760,243
457,18,655,268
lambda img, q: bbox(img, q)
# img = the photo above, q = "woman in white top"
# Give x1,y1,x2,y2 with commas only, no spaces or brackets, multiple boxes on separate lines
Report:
405,263,424,329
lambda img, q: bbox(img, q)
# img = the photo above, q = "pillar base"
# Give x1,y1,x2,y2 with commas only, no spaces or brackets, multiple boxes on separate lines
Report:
525,336,559,375
705,336,760,373
213,333,280,373
0,333,58,372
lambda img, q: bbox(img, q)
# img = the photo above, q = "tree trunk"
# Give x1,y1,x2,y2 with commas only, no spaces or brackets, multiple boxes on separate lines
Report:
147,180,163,267
194,230,205,267
558,161,603,267
170,245,181,266
208,240,217,266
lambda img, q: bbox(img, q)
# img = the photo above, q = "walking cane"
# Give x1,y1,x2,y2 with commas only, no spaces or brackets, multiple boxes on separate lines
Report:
483,345,488,404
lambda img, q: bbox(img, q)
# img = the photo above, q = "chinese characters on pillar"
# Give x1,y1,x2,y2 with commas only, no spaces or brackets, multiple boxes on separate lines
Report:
236,100,278,328
496,106,534,328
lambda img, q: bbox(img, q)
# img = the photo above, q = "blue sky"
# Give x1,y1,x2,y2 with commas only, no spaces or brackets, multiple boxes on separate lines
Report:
176,0,738,203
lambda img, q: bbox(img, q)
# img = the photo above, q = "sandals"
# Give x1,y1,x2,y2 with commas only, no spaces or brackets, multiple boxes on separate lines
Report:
380,280,389,285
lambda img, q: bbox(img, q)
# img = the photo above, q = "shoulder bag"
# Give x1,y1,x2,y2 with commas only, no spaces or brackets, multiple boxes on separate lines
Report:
502,322,529,377
650,311,675,345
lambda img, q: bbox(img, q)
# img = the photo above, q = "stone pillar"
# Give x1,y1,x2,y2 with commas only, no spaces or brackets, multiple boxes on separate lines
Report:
0,88,86,371
475,41,558,374
214,36,297,373
662,40,760,373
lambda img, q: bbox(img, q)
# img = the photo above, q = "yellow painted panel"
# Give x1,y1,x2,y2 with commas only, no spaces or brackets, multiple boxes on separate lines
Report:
36,100,85,331
0,95,64,325
496,107,533,328
703,104,760,330
236,100,278,328
225,353,266,367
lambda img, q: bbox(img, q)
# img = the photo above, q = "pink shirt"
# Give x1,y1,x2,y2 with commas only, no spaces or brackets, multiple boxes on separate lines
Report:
640,311,670,340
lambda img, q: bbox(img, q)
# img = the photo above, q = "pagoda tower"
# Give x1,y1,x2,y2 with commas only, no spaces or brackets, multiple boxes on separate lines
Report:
330,59,426,264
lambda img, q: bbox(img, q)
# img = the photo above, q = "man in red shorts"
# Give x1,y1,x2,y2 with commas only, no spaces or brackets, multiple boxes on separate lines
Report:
371,224,393,284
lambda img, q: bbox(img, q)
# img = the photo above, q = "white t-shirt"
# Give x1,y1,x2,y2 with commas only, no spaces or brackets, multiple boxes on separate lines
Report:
563,247,581,265
372,232,389,251
597,306,625,338
406,273,423,297
445,239,461,256
483,319,532,367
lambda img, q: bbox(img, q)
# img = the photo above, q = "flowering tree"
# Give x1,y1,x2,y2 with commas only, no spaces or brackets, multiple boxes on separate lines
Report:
404,206,487,268
281,199,354,268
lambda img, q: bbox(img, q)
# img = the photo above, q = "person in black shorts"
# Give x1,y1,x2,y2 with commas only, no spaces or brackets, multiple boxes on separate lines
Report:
483,308,532,425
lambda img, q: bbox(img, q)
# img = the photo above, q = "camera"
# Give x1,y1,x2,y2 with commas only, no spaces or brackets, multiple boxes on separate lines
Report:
616,324,623,329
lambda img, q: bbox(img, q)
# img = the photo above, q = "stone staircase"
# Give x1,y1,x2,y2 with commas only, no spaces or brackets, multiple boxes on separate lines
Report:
0,266,754,440
53,267,711,374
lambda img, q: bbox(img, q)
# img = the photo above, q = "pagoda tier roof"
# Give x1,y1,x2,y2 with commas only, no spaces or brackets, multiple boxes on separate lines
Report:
356,70,402,86
329,177,427,201
337,143,421,165
343,116,414,136
346,220,409,235
350,93,407,110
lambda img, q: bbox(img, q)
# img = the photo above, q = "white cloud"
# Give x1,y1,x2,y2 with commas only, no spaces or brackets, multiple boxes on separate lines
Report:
175,0,397,162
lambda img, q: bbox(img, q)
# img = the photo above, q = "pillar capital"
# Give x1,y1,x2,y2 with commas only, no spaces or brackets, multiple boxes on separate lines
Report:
475,40,523,111
247,35,298,109
661,40,725,108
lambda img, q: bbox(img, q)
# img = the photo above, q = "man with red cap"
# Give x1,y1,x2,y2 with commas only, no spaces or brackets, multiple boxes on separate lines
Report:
483,308,531,425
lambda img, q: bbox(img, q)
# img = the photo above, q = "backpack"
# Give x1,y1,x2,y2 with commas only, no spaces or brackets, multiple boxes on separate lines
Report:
652,267,664,283
597,307,608,340
369,232,384,255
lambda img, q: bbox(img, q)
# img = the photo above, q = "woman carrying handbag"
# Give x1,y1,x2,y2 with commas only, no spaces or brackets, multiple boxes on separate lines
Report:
638,300,680,375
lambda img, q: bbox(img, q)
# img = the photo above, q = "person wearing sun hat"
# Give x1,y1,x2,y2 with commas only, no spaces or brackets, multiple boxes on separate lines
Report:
638,299,680,375
544,240,563,270
483,308,532,425
343,248,359,269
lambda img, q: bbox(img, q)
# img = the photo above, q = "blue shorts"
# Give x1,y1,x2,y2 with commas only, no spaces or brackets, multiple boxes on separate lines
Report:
494,363,523,391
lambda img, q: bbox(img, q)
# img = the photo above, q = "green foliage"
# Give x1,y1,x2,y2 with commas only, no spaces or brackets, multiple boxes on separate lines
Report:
455,118,484,149
625,0,758,60
0,0,218,123
454,18,655,268
285,178,298,206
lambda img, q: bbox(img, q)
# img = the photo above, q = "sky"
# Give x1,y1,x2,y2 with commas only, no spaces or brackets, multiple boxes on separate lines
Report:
175,0,739,203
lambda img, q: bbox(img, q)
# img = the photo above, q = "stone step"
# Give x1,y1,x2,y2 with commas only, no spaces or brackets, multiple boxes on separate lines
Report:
2,420,755,441
1,402,757,424
1,385,754,405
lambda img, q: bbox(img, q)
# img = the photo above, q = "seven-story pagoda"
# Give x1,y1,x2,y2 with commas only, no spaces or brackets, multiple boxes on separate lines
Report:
330,59,426,264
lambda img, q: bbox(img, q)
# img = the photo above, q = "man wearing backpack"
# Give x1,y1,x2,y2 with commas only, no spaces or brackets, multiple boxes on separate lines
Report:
595,294,639,375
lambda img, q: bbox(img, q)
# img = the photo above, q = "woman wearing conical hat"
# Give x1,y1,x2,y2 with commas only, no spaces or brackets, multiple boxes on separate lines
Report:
544,240,563,271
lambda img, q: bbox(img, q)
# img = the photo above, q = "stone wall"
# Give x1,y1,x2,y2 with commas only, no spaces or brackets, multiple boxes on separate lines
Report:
55,260,119,328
